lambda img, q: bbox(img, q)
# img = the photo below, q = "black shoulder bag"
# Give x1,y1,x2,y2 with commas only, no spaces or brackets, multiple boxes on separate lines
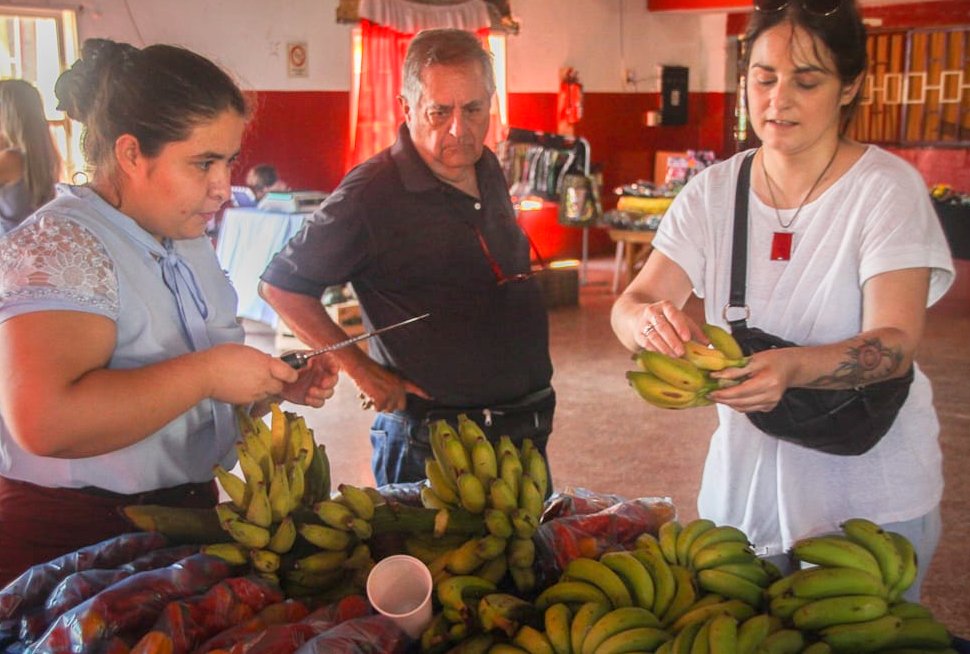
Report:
724,152,913,456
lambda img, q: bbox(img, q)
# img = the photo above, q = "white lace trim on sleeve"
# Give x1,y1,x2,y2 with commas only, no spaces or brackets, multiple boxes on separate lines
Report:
0,214,119,317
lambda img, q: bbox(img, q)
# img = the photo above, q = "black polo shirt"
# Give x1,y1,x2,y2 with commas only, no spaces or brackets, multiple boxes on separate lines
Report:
261,125,553,409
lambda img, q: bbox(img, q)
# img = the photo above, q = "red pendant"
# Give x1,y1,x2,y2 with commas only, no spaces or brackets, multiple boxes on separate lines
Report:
771,231,793,261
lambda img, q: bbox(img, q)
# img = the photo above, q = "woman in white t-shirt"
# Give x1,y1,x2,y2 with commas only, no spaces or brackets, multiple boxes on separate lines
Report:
612,0,953,600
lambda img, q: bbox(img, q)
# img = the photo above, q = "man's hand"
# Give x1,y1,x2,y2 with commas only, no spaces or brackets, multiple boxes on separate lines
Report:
280,354,340,408
352,357,431,413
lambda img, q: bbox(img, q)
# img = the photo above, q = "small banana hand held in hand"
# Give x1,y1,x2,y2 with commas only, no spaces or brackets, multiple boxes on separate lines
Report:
627,324,748,410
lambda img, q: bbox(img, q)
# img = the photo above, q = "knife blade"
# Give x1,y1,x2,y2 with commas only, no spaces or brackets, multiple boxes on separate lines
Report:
280,313,430,369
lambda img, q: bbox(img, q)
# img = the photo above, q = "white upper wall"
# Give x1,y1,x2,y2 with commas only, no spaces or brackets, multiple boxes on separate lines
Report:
508,0,728,93
12,0,728,93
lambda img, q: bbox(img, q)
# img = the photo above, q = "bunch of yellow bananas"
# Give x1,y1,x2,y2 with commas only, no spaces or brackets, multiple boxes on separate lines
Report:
205,404,378,598
416,417,548,600
627,324,748,410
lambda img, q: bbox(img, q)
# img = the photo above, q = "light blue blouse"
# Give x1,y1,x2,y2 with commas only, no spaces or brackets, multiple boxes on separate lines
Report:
0,184,244,493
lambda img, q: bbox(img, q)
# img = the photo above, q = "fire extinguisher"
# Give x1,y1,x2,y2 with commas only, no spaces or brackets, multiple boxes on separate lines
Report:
559,67,583,125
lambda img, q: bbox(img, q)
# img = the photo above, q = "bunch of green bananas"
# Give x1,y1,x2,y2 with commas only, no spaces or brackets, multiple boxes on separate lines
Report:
204,404,378,598
419,517,954,653
502,601,672,654
649,519,779,615
627,324,748,410
653,612,761,654
756,517,955,653
418,417,548,595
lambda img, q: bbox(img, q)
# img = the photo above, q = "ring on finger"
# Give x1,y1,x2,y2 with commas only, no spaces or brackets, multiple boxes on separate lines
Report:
641,324,656,337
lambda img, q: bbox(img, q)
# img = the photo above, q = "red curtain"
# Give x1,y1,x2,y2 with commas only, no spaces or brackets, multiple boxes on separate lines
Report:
347,20,411,170
348,21,500,170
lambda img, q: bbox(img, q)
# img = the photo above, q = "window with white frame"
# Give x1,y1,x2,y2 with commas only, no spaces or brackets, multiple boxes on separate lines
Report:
0,7,83,180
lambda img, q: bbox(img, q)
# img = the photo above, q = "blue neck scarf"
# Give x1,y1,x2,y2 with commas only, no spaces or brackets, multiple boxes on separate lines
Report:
158,238,237,449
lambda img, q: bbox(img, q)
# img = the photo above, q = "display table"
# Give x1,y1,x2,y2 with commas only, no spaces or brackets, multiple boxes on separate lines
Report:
608,228,656,293
215,207,310,327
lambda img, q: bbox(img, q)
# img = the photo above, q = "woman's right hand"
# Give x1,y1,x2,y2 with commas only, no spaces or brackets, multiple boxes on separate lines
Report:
634,300,703,358
201,343,299,406
611,250,698,354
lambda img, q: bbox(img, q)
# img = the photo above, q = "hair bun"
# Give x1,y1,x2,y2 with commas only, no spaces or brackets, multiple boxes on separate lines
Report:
54,38,139,121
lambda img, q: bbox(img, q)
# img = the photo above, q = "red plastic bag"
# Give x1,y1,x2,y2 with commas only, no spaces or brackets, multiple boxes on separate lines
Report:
534,496,677,587
29,553,235,654
0,532,168,627
294,615,409,654
540,486,628,522
131,576,283,654
19,570,129,644
193,600,310,653
214,595,372,654
299,595,370,630
20,546,200,644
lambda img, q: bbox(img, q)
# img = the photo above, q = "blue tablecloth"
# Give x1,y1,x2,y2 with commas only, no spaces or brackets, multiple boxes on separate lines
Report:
215,207,310,328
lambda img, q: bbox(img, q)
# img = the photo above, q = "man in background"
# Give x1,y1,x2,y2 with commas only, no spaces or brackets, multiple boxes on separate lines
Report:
245,163,288,200
259,28,555,487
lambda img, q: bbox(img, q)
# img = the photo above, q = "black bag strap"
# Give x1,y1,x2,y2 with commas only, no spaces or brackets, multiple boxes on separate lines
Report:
726,152,756,330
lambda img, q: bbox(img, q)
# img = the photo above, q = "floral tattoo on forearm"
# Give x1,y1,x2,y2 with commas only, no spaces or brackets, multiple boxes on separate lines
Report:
809,338,905,389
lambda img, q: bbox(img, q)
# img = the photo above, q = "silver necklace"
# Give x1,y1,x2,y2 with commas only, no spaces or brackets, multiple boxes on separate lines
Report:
761,145,839,230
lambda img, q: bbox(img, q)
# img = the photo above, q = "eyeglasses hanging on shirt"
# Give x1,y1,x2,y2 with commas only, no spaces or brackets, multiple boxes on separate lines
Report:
469,222,547,286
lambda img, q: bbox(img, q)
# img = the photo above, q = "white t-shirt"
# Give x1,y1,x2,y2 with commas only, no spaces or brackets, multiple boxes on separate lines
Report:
652,145,955,555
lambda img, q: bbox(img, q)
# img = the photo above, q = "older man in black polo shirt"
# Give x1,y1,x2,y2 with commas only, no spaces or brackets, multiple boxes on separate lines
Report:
259,28,555,487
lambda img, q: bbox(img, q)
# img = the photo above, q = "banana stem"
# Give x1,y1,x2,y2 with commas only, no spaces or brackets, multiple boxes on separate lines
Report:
119,505,228,544
370,502,485,538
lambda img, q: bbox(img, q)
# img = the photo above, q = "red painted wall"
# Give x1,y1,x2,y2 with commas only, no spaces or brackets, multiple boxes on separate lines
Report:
726,0,970,34
511,91,731,207
237,86,966,205
505,91,731,258
863,1,970,28
236,91,350,192
507,92,559,135
887,147,970,190
573,92,730,207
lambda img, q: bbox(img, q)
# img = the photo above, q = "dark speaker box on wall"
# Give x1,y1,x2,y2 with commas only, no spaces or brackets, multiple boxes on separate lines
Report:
661,66,689,126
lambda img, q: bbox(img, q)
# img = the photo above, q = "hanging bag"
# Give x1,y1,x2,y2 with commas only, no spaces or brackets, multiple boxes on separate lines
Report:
724,152,913,456
558,173,601,227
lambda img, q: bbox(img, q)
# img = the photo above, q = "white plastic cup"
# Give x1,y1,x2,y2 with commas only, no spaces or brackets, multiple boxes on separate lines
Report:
365,554,434,639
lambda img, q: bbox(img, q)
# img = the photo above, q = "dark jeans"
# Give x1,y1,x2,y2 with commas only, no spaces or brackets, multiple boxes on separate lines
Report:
369,390,556,490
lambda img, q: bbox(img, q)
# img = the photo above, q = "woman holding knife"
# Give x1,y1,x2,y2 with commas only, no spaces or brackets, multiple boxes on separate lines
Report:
0,39,337,585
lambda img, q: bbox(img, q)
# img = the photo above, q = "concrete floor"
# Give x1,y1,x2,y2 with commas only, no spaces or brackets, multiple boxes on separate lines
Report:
246,255,970,638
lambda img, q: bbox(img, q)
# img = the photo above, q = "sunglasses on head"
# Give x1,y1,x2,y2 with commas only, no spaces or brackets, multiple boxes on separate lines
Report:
755,0,842,16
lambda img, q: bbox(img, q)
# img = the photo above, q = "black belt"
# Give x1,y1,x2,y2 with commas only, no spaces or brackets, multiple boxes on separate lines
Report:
405,386,554,427
78,480,217,505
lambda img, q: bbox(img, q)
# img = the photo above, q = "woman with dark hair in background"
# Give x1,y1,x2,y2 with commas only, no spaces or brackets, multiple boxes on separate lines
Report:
0,79,61,234
612,0,953,599
0,39,338,584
